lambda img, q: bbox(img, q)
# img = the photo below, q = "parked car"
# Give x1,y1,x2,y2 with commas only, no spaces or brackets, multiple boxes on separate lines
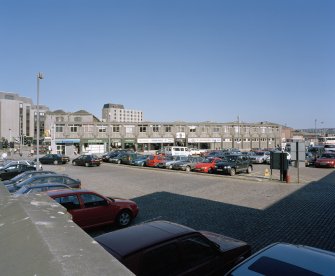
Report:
72,154,102,167
172,156,205,172
6,174,81,193
305,152,316,167
156,155,189,169
315,152,335,168
47,189,139,230
130,154,150,166
119,152,140,165
0,163,36,181
95,220,251,276
0,159,42,170
214,154,253,176
249,151,270,164
193,157,222,173
13,183,71,197
38,153,70,165
1,170,57,186
109,152,130,164
102,150,133,163
146,154,166,167
205,150,227,159
226,242,335,275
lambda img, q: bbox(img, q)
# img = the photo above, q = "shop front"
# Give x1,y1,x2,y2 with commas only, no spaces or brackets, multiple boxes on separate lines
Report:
55,139,80,155
81,139,105,154
188,137,222,150
137,138,174,153
123,139,136,151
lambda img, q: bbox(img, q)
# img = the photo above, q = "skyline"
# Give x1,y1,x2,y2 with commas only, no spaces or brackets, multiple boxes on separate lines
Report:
1,0,334,129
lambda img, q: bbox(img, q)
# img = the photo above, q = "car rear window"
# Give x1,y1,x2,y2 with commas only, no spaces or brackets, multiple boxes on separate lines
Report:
247,256,321,276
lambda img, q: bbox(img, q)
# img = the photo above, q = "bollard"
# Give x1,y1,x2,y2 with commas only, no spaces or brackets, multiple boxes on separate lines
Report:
264,168,270,177
285,175,290,183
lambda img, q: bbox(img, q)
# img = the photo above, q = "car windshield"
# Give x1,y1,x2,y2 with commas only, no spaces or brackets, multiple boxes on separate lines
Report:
320,154,335,159
255,152,265,156
226,156,237,162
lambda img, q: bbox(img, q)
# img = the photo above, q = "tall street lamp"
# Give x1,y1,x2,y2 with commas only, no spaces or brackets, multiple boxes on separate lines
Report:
36,72,43,171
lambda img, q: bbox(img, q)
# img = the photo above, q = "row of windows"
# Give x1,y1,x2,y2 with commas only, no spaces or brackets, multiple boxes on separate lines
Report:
55,124,279,135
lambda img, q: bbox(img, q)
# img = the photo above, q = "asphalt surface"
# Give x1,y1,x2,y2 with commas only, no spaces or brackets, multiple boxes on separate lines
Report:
28,159,335,255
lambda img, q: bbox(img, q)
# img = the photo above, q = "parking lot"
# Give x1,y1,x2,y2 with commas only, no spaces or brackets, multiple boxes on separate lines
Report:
43,161,335,253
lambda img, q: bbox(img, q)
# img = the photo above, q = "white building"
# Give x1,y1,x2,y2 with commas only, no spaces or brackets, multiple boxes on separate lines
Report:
102,103,143,123
0,91,49,142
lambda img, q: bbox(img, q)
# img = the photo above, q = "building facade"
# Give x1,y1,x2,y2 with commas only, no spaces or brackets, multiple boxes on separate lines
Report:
44,110,283,155
102,103,143,123
0,92,49,144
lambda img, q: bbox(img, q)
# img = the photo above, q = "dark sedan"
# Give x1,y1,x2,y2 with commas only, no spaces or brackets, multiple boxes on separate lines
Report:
72,154,102,167
6,174,81,193
1,170,57,186
38,154,70,165
0,163,36,181
214,154,253,176
95,220,251,276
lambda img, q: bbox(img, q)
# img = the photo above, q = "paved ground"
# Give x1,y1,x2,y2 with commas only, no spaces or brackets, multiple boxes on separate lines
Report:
4,153,335,254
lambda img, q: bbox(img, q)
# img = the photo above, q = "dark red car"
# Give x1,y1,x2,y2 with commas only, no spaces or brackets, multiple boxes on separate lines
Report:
47,189,139,230
95,220,251,275
315,152,335,168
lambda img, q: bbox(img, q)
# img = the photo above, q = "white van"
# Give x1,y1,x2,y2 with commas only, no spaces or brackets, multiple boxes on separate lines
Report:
164,146,191,156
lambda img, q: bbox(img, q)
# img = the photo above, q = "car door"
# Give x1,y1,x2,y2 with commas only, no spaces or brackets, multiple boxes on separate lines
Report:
76,192,115,228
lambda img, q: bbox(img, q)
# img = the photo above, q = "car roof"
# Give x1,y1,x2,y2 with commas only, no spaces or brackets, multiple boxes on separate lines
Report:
95,220,197,258
227,242,335,275
47,188,91,196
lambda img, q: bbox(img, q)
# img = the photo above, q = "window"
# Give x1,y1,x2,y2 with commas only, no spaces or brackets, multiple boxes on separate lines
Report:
98,125,107,132
179,236,216,269
113,125,120,132
213,127,220,133
54,195,80,210
152,125,160,132
69,124,81,133
74,117,82,122
63,177,78,186
139,125,147,133
80,193,107,208
164,125,172,132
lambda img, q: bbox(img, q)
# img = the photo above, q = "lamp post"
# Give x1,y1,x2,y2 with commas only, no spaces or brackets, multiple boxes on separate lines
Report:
36,72,43,171
314,119,317,145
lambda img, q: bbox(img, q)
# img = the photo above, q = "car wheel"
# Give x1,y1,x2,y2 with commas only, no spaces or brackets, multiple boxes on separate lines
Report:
246,166,252,174
72,161,77,166
53,160,58,165
185,166,191,172
208,168,213,174
116,210,132,227
117,160,121,164
108,158,113,163
140,162,145,167
85,162,89,167
230,168,236,176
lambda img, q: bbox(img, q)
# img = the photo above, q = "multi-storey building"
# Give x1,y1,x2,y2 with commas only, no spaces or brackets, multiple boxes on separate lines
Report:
0,92,49,144
102,103,143,123
44,109,283,155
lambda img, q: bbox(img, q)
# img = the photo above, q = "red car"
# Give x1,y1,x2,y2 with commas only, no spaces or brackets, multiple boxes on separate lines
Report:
47,189,139,230
145,154,165,167
315,152,335,168
193,157,222,173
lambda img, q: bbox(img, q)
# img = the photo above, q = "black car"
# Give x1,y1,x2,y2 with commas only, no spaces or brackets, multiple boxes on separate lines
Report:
72,154,102,167
95,220,251,276
0,163,36,181
102,150,133,163
38,154,70,165
214,154,253,176
6,174,81,193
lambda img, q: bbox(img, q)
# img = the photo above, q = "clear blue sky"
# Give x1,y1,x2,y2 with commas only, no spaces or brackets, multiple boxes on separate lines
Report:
1,0,334,129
